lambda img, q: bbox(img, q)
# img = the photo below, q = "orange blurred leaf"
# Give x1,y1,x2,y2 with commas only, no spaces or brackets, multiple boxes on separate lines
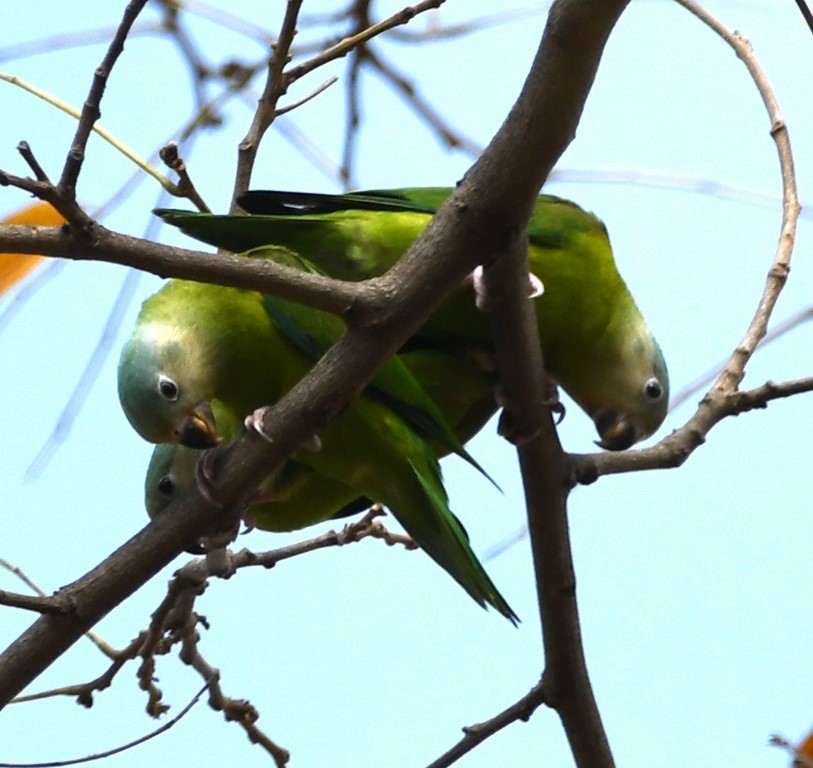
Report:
0,201,66,295
797,729,813,763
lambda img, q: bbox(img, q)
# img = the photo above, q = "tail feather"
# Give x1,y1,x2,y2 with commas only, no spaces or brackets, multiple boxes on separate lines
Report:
406,458,518,625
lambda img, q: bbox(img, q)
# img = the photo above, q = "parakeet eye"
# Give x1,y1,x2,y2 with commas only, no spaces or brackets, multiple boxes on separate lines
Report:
157,474,176,497
157,374,179,401
643,377,663,401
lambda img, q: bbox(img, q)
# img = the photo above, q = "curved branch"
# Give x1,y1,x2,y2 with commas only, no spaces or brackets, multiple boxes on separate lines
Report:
570,0,801,489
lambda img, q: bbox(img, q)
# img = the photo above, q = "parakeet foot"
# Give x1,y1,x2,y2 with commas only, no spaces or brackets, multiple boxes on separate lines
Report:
497,408,540,445
194,450,225,508
245,407,322,451
495,379,564,444
196,448,259,535
471,266,545,311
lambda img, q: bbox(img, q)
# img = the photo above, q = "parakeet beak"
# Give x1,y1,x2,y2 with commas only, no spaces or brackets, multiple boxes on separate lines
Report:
593,408,637,451
177,402,220,448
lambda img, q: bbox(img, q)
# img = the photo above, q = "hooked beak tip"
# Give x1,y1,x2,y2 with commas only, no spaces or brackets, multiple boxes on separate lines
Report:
593,408,638,452
178,402,220,449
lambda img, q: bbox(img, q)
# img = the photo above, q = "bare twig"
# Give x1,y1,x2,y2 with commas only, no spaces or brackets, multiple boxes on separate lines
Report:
233,0,304,202
571,374,813,480
793,0,813,37
285,0,446,85
0,686,206,767
426,678,548,768
669,303,813,411
159,142,211,213
389,4,545,42
0,590,62,615
11,633,145,707
0,222,364,314
23,269,143,481
59,0,151,195
0,21,163,65
0,559,117,659
275,76,338,116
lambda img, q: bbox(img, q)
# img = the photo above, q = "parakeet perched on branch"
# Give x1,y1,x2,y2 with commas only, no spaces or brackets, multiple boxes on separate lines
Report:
118,262,517,623
145,345,497,533
156,188,669,449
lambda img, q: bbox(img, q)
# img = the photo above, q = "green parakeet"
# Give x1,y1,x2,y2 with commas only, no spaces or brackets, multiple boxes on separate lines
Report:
156,188,669,449
146,346,498,532
118,276,517,623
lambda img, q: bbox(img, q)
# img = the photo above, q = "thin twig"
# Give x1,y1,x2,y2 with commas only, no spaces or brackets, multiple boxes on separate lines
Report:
159,142,211,213
675,0,799,394
426,678,548,768
793,0,813,37
59,0,151,194
285,0,446,85
0,220,365,314
0,590,62,615
669,304,813,411
0,686,207,768
233,0,304,202
547,165,813,221
0,559,117,658
11,634,145,707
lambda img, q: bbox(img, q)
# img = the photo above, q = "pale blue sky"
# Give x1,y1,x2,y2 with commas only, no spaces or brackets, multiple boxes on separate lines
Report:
1,2,812,766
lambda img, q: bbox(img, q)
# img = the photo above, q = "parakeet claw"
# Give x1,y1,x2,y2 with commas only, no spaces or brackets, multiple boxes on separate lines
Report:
542,378,565,424
494,376,563,444
195,449,259,537
472,266,545,311
549,400,566,425
245,407,322,452
240,510,257,534
527,273,544,299
245,407,275,442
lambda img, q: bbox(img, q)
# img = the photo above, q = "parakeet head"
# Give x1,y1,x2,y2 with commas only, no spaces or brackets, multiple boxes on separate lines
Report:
117,322,219,448
589,333,669,451
144,442,197,520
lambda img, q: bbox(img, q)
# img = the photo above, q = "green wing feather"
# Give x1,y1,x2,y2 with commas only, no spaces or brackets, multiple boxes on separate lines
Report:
254,246,498,487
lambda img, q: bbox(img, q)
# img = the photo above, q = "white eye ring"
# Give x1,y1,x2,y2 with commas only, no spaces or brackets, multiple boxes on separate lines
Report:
644,377,663,401
157,374,179,402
